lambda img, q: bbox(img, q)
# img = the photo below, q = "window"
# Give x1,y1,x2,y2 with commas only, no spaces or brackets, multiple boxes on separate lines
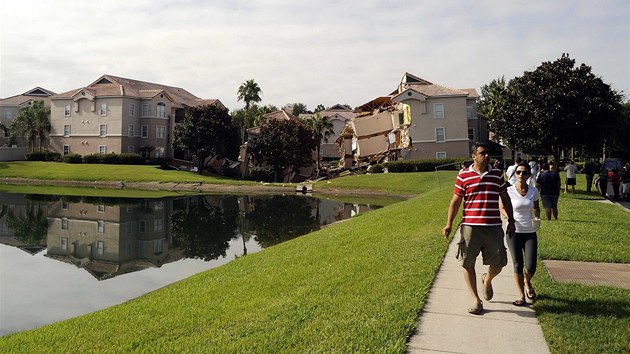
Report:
434,103,444,119
99,124,107,137
63,145,70,155
99,145,106,154
63,124,71,137
141,125,148,138
3,111,11,120
100,103,107,116
97,241,104,255
62,202,69,210
436,127,445,142
154,218,164,232
128,125,134,137
61,237,68,252
139,220,146,233
468,128,475,141
61,217,68,230
64,104,71,117
156,126,166,139
129,103,136,117
127,145,134,153
157,102,166,118
466,103,475,119
97,220,105,234
154,239,164,254
436,152,447,159
97,205,105,213
142,104,149,117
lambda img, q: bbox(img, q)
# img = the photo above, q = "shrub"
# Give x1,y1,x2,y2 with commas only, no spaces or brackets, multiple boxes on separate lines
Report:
369,164,384,173
247,167,275,182
82,153,101,164
117,153,145,165
26,150,61,161
100,153,120,164
63,153,83,163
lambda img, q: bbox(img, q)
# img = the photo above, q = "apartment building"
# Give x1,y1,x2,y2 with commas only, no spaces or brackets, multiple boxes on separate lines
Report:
299,104,357,159
49,75,225,159
0,87,56,147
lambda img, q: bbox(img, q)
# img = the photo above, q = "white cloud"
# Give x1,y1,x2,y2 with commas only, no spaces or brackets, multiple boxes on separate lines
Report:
1,0,628,111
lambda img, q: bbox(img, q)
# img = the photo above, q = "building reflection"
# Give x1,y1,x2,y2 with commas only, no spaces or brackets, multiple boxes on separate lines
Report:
1,193,382,281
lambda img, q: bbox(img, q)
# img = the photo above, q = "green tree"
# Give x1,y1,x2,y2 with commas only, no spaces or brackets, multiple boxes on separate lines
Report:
286,102,309,116
610,101,630,158
247,119,316,182
491,54,623,161
237,79,263,143
172,105,240,174
301,113,334,171
11,100,51,152
314,104,326,113
478,76,507,120
6,201,48,245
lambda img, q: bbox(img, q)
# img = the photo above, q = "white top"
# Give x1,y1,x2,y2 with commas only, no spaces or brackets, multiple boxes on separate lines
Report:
506,164,518,185
565,164,577,178
528,161,540,187
507,185,540,233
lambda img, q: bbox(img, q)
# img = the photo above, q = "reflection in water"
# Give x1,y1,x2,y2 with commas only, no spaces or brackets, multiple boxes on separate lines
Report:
1,192,388,336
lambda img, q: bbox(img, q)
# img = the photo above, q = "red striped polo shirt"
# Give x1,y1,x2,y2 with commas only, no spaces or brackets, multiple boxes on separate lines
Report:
453,165,507,226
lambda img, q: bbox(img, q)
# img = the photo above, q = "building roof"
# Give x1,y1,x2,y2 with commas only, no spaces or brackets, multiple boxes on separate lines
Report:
299,104,356,121
392,72,479,99
52,74,223,108
0,87,56,107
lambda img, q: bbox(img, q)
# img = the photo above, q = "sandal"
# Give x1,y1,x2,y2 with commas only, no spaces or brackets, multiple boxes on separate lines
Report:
468,301,483,315
481,273,493,301
525,285,537,300
512,299,526,306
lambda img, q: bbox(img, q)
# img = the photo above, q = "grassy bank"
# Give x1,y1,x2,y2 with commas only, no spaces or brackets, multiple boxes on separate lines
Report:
0,169,628,352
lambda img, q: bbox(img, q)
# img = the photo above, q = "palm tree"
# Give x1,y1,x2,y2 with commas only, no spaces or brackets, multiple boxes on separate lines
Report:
237,80,263,143
303,113,334,171
11,100,51,152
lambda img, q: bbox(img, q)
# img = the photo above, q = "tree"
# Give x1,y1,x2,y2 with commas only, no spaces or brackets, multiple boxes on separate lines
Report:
237,79,263,143
285,102,309,116
301,113,334,171
11,100,51,152
6,201,48,245
478,76,507,120
247,119,316,182
610,101,630,158
490,54,623,161
172,104,240,174
314,104,326,113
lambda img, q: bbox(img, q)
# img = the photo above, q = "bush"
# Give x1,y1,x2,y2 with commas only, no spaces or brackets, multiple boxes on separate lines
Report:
118,153,145,165
82,153,101,164
247,167,275,182
26,150,61,161
369,164,384,173
63,153,83,163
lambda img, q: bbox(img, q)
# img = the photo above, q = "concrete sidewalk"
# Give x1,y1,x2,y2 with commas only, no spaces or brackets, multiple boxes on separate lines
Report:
407,236,550,353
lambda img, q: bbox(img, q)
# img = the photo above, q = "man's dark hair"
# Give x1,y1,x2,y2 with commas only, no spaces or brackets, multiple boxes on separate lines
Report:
470,142,489,155
515,157,522,164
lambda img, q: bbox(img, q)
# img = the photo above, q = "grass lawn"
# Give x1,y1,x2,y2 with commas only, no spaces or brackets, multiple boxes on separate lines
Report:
0,169,628,352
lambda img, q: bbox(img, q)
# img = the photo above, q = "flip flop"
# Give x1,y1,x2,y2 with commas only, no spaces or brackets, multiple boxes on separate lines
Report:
512,299,526,306
481,273,493,301
525,285,537,300
468,301,483,315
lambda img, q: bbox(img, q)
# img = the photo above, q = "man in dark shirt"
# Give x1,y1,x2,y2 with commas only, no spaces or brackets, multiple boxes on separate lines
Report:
583,161,596,192
536,163,561,220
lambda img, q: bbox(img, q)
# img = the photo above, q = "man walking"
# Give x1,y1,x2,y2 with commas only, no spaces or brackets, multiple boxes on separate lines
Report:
442,142,515,315
537,163,561,220
564,160,577,193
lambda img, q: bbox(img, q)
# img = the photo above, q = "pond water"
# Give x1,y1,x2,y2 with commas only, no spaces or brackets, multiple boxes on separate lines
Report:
0,192,393,336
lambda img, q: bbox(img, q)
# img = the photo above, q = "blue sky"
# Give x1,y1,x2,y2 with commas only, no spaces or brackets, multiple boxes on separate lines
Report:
1,0,628,111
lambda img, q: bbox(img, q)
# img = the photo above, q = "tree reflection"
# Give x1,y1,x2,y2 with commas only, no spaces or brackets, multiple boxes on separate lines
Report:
171,195,238,261
246,195,319,248
6,201,48,245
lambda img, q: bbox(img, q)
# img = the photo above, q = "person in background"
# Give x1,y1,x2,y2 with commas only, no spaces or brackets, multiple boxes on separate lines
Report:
536,162,561,220
621,163,630,201
609,169,621,201
564,160,578,193
528,158,540,188
442,142,515,315
549,160,557,172
501,161,541,306
583,161,597,193
597,164,609,198
506,157,522,186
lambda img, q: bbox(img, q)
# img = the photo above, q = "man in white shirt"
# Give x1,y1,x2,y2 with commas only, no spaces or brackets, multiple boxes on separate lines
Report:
564,160,578,193
506,157,522,186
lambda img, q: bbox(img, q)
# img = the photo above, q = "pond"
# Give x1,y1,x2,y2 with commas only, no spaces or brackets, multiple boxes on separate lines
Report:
0,191,395,336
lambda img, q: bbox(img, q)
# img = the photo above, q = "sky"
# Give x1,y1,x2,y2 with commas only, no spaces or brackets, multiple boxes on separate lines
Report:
1,0,628,112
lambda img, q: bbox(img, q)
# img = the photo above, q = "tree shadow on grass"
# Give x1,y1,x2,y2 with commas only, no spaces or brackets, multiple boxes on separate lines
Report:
536,293,630,319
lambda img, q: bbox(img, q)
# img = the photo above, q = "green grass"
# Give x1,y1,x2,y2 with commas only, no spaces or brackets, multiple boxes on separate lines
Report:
0,173,450,353
0,169,628,353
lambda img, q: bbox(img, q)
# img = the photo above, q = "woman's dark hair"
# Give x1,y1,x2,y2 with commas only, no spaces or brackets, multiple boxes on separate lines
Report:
517,161,531,175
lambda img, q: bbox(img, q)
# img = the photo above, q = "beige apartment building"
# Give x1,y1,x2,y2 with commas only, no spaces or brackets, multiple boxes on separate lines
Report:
49,75,225,160
299,104,357,159
391,73,485,159
0,87,56,148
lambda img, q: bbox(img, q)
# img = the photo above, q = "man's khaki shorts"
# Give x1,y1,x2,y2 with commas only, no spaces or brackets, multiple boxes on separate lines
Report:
456,224,507,268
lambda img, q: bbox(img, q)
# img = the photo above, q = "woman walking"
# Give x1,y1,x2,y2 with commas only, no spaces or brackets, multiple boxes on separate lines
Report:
502,161,541,305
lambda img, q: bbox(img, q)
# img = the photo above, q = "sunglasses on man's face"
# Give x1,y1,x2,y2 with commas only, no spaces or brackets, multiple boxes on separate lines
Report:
515,170,529,175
